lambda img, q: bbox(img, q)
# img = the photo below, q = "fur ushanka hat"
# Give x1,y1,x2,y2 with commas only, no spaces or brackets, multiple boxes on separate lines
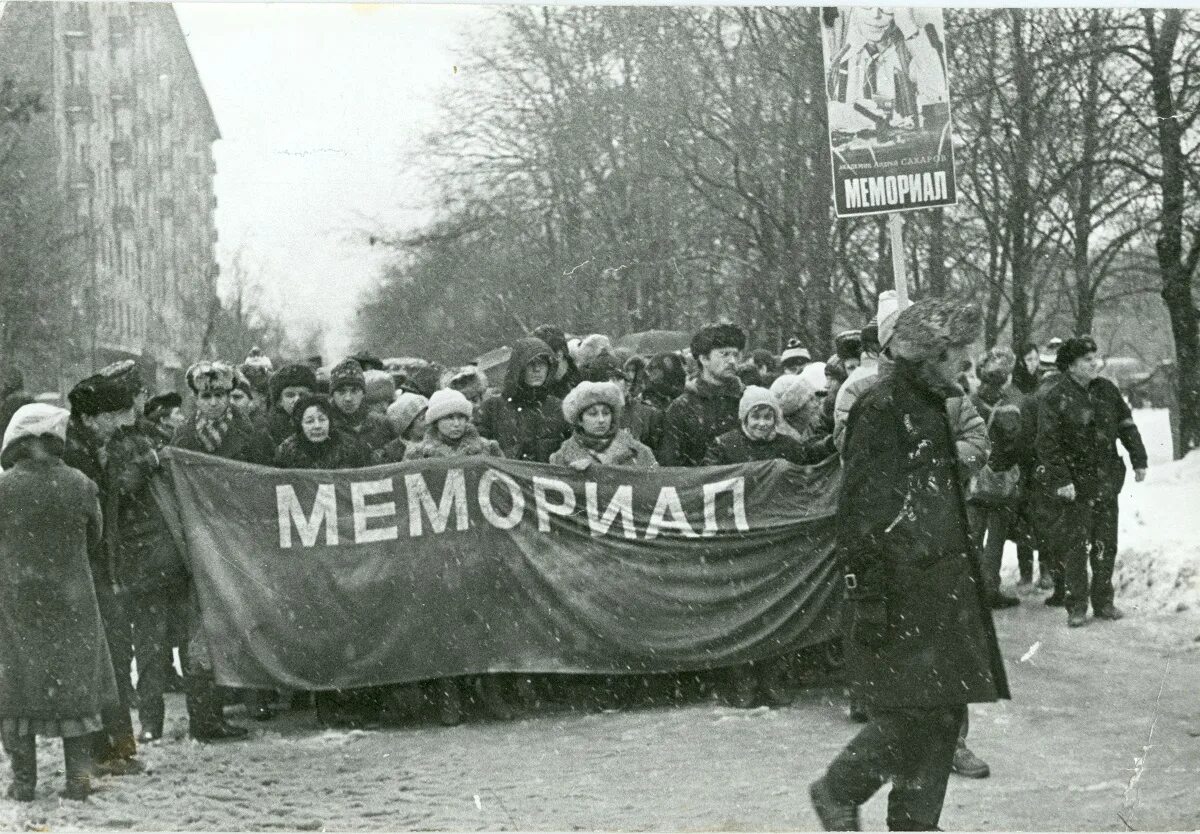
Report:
690,323,746,362
888,298,983,362
562,381,624,426
269,364,318,405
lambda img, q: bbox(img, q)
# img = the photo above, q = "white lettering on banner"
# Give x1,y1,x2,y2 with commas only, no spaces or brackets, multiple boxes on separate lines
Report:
644,486,699,540
585,482,637,539
478,469,525,530
351,478,398,543
702,477,749,537
277,483,338,549
405,470,469,536
533,475,576,532
844,170,949,210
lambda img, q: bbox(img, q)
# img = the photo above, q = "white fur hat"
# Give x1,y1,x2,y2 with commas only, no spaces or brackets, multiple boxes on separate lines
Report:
574,334,614,371
424,388,473,425
738,385,783,424
562,380,624,426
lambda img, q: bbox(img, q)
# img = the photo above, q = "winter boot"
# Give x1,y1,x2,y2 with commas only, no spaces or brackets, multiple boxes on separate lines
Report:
1094,604,1125,621
91,729,143,776
1067,610,1088,628
809,777,860,831
951,742,990,778
138,697,165,742
1,729,36,802
62,735,93,801
1036,569,1055,591
725,665,759,709
479,676,516,721
187,671,249,741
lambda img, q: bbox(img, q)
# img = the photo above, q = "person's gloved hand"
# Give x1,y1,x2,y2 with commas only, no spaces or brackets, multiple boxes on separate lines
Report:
852,598,888,649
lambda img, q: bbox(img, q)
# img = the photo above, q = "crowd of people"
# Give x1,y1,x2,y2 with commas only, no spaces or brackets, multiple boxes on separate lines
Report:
0,292,1148,828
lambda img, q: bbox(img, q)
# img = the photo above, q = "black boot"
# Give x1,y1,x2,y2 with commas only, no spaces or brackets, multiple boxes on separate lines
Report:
479,676,516,721
62,735,93,801
1,728,36,802
187,671,249,741
139,697,165,742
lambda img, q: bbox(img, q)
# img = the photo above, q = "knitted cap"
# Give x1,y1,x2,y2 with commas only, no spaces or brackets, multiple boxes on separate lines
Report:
738,385,782,424
330,359,366,393
2,403,70,452
425,388,473,424
889,298,982,361
387,392,428,436
780,337,811,364
562,381,624,426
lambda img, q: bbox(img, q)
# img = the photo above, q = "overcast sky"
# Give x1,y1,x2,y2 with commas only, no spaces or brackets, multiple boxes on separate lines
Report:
173,3,493,361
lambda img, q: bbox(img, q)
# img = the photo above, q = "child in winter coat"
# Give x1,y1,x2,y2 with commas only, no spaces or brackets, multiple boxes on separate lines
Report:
0,405,116,801
550,381,658,470
403,389,517,726
377,392,428,464
704,387,834,709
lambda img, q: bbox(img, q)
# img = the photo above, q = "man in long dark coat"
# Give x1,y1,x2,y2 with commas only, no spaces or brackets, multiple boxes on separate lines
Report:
810,298,1010,832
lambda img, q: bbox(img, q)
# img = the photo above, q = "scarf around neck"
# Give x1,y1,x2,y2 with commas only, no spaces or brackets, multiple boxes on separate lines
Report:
194,411,232,454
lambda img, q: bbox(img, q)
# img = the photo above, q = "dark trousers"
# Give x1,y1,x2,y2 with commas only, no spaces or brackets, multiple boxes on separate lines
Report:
822,704,966,830
2,726,93,791
91,581,137,760
1060,491,1119,614
130,594,170,736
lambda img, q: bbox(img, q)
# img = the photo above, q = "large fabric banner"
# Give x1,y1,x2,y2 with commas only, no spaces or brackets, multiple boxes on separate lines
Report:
156,449,843,691
821,7,958,216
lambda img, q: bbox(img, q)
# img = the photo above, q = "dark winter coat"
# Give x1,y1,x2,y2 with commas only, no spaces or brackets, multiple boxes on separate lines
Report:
265,405,296,448
171,412,275,466
622,398,664,451
332,404,396,452
477,338,571,463
274,430,373,470
546,361,583,401
549,428,658,468
839,358,1009,709
702,426,835,467
0,457,119,723
1011,360,1040,395
106,419,187,596
63,416,116,586
1036,373,1148,500
658,376,744,467
971,383,1027,473
403,423,503,461
376,437,408,464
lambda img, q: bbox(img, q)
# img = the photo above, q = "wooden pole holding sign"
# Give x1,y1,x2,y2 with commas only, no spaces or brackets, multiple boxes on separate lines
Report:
887,213,910,309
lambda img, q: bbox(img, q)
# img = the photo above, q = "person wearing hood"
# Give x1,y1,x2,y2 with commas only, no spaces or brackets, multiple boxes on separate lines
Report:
401,389,519,725
265,364,318,447
447,366,490,408
0,404,117,802
477,337,571,463
531,324,582,400
550,381,658,470
658,324,747,467
171,361,275,742
274,394,373,471
378,392,428,464
63,365,143,776
639,352,687,412
810,299,1009,833
327,360,396,453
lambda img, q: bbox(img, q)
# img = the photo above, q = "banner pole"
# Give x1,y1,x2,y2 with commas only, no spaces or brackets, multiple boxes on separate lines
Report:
888,212,910,308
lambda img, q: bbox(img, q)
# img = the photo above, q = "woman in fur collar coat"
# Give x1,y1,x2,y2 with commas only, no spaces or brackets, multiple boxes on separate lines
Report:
550,381,657,469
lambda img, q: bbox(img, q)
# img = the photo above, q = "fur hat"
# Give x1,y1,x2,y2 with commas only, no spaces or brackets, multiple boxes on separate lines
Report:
291,393,333,435
531,324,569,357
145,392,182,420
238,360,272,398
859,322,881,354
562,380,624,426
232,369,254,397
574,334,614,370
876,290,901,348
425,388,473,424
580,351,628,383
889,298,983,362
798,361,827,392
448,366,488,395
269,364,318,405
363,370,395,405
780,337,811,365
646,352,686,389
330,359,366,393
691,323,746,361
186,361,235,396
769,374,818,417
98,359,144,396
824,355,849,385
351,350,385,372
979,347,1016,387
739,385,782,424
68,370,135,417
1055,336,1098,372
242,347,273,374
401,361,445,399
387,392,428,437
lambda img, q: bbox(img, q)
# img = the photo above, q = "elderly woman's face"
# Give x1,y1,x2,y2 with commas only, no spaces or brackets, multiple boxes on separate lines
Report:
300,405,330,443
